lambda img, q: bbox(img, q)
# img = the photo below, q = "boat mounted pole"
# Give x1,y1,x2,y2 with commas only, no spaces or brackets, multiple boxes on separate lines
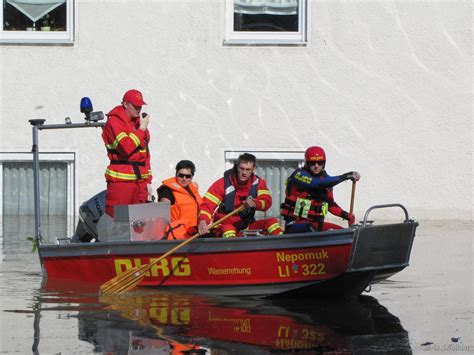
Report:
29,119,46,246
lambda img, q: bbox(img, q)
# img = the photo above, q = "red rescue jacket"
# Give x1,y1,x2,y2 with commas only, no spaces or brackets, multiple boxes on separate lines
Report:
199,168,272,227
102,106,152,183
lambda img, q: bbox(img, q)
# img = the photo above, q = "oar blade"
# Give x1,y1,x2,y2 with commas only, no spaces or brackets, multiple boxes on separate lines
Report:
113,276,146,294
101,265,149,294
101,276,144,294
100,267,141,293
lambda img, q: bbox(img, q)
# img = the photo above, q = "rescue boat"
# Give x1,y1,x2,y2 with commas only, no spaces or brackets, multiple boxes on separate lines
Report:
38,194,417,297
30,119,418,298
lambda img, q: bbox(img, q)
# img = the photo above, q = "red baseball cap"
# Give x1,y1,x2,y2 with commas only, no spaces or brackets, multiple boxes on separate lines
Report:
122,89,146,106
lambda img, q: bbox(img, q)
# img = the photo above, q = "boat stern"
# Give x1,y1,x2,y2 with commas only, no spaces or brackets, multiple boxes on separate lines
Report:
347,204,418,280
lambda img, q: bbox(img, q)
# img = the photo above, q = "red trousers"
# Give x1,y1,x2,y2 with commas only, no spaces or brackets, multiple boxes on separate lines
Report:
105,180,148,217
220,218,283,238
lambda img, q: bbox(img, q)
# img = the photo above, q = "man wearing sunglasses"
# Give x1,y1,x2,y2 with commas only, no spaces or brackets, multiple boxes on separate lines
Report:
157,160,202,239
281,146,360,233
102,89,152,217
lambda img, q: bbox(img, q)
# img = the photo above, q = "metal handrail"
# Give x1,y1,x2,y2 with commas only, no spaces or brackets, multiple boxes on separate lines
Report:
362,203,410,226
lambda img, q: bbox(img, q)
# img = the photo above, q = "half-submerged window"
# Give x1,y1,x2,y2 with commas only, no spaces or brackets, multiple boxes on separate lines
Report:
0,0,74,44
0,152,75,216
225,0,307,45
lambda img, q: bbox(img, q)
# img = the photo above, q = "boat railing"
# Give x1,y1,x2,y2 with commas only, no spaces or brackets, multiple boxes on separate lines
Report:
29,111,105,253
362,203,411,226
348,203,417,275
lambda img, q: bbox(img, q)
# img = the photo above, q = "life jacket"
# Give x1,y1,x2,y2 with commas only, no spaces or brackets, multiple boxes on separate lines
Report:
218,168,259,224
102,106,151,182
281,169,329,222
164,219,192,240
162,177,202,240
170,342,201,355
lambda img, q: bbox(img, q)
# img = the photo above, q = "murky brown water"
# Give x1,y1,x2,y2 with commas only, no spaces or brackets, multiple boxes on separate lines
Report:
1,216,472,354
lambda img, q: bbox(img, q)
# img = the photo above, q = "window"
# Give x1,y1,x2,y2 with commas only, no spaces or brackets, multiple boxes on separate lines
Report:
225,0,308,45
0,0,74,44
0,152,75,217
225,150,303,220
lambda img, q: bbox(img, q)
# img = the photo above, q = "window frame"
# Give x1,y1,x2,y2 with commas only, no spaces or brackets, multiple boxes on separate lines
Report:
0,152,75,221
225,150,304,168
0,0,75,44
224,0,309,46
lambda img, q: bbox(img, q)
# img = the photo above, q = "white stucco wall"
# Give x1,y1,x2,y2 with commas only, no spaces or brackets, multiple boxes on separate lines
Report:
0,0,472,220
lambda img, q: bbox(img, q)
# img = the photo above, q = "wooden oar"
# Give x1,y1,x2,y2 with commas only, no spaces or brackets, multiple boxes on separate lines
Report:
349,181,356,226
100,205,245,294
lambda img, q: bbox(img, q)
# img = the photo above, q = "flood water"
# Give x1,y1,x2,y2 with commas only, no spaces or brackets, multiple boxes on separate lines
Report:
0,216,472,354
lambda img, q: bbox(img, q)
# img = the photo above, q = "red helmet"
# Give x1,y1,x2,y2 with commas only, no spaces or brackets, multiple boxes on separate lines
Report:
305,146,326,162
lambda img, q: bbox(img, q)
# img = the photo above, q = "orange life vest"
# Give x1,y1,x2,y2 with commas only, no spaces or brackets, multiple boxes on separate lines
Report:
170,342,201,355
162,177,202,239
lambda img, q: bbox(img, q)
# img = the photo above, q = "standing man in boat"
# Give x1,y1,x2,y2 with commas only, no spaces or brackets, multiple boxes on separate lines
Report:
281,146,360,233
102,89,152,217
157,160,203,239
198,153,283,238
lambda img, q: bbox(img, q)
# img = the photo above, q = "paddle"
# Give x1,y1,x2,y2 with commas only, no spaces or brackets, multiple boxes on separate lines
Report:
349,181,356,226
100,205,245,294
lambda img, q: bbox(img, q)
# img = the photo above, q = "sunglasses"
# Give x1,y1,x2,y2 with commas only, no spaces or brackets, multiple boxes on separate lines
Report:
177,173,193,179
129,103,142,111
308,161,325,167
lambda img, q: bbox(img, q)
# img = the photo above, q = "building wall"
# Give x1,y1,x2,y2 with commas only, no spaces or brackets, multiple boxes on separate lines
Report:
0,0,472,220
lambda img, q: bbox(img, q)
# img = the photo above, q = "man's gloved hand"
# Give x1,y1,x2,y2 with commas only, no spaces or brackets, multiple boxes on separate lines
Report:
342,171,361,182
341,211,356,226
347,213,355,226
244,196,256,209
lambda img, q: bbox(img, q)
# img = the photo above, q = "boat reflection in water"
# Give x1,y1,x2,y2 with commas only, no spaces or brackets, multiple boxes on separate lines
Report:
40,279,411,353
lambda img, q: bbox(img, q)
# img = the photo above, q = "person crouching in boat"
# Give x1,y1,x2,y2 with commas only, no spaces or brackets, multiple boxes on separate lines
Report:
157,160,203,239
281,146,360,233
198,153,283,238
102,89,152,217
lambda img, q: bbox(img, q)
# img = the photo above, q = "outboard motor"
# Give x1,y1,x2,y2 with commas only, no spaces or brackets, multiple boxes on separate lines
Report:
73,190,106,242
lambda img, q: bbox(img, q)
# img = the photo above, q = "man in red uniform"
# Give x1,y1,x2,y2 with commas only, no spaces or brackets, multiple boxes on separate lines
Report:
198,153,283,238
102,89,152,217
281,146,360,233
